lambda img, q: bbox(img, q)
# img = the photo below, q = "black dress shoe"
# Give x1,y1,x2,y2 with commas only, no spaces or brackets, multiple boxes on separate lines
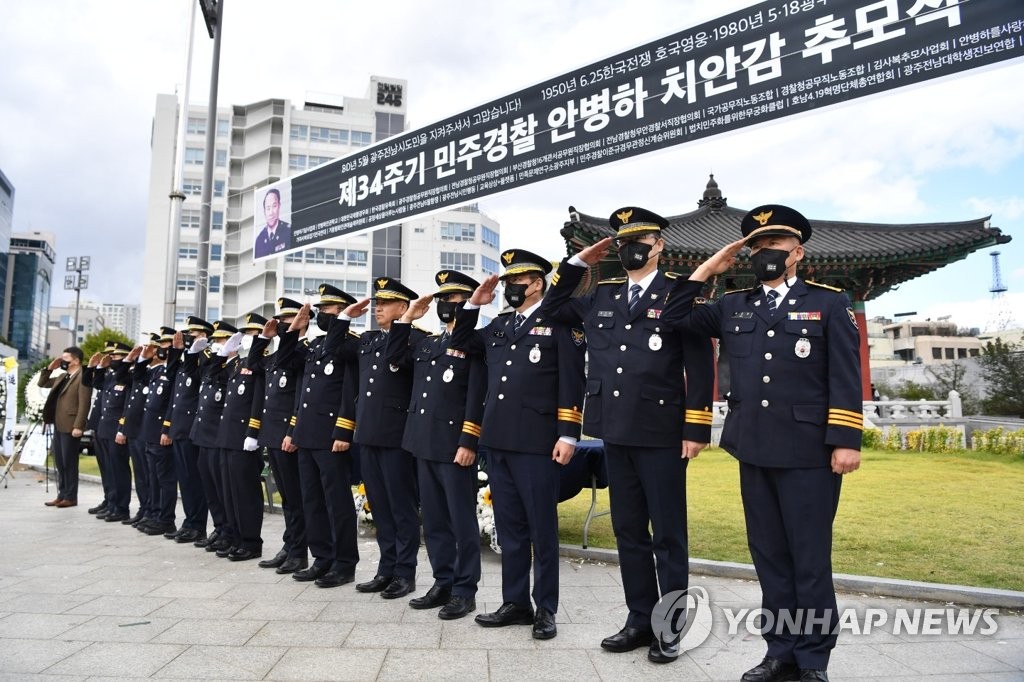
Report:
206,538,230,553
409,585,452,610
104,512,129,522
87,502,108,514
293,564,331,582
600,626,655,652
216,545,237,558
381,577,415,599
123,512,143,525
355,575,394,593
474,602,534,628
648,636,680,664
175,529,203,543
228,548,262,562
439,595,476,620
195,530,218,548
741,656,800,682
258,549,288,569
96,509,111,519
163,528,181,540
144,522,176,536
315,569,355,588
532,607,557,640
275,557,308,574
799,670,829,682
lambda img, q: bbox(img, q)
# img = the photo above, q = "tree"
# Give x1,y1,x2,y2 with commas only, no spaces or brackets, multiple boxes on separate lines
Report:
79,328,135,361
926,361,981,414
978,339,1024,417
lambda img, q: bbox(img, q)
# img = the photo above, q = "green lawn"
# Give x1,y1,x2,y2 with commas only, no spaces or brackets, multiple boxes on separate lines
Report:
74,448,1024,591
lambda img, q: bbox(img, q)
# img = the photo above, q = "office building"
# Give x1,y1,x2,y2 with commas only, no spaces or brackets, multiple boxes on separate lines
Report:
4,231,56,366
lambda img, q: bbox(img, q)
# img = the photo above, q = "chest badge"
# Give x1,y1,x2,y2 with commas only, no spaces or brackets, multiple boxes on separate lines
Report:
156,385,163,395
279,375,288,388
389,364,400,372
237,383,245,396
186,377,192,387
649,333,662,351
794,337,811,359
529,344,542,364
324,362,334,376
442,367,455,383
142,386,149,395
214,390,223,402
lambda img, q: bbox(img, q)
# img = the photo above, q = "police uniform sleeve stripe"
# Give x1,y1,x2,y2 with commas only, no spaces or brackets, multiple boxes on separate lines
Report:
335,417,356,430
289,416,297,426
827,415,864,429
557,407,584,425
551,272,561,287
163,420,172,427
248,418,262,428
828,407,863,421
118,417,125,425
461,421,481,436
684,410,714,424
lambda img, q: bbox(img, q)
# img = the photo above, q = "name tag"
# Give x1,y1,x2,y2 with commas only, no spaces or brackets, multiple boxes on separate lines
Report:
731,312,753,319
446,348,466,359
788,312,821,321
240,368,253,375
529,327,553,336
597,310,614,318
646,309,662,319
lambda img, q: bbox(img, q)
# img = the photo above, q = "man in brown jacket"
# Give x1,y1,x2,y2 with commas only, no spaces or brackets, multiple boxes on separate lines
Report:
38,346,92,507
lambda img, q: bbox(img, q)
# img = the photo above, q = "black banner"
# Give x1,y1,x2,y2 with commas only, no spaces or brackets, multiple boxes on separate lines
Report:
257,0,1024,260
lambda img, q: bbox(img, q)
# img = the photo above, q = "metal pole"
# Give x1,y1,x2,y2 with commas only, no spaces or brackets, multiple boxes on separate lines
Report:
194,0,223,316
165,0,199,324
73,274,82,346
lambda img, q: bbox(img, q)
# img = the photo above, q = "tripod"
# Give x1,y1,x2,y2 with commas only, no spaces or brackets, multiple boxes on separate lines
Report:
0,419,51,489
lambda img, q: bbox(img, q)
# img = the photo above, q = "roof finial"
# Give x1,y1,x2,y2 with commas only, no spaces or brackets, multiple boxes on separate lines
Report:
698,173,727,210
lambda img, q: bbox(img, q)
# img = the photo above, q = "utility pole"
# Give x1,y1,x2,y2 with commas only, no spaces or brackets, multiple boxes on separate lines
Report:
195,0,224,316
63,256,90,345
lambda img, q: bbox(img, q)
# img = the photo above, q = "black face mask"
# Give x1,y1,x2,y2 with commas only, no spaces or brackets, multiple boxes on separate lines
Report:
109,357,124,367
315,311,335,331
503,283,530,309
436,300,463,324
183,334,194,346
156,348,169,361
617,241,654,271
58,360,70,371
750,247,793,282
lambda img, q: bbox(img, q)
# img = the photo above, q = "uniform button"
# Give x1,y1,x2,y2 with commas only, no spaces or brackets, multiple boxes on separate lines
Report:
501,376,507,382
367,391,372,397
431,360,436,366
802,328,808,334
613,390,620,397
303,402,308,408
616,367,623,374
498,394,504,400
510,344,516,350
506,360,512,366
422,392,428,397
426,376,431,382
767,330,775,337
375,352,380,357
624,324,631,330
659,399,664,405
734,325,740,332
369,378,374,383
762,376,770,383
310,373,316,378
306,387,310,392
316,360,321,365
598,323,604,328
764,352,772,360
372,365,378,370
761,399,769,407
420,409,425,414
620,344,627,351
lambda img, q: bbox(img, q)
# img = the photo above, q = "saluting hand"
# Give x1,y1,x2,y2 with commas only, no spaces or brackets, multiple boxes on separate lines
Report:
577,237,614,266
682,440,707,459
172,331,185,349
88,352,102,367
288,303,311,333
127,346,143,362
690,237,748,281
401,294,433,324
47,357,61,371
551,440,575,465
454,446,476,467
344,298,371,319
470,275,499,306
831,447,861,475
98,354,111,368
262,318,279,339
141,345,156,361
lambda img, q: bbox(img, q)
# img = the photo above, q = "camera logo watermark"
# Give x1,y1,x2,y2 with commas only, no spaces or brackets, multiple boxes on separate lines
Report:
651,586,714,651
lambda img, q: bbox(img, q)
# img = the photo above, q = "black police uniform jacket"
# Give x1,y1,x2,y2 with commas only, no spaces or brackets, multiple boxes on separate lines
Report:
389,322,486,461
248,330,307,448
82,366,102,432
92,361,132,441
118,360,151,439
286,319,359,451
161,347,206,441
254,221,292,258
189,354,232,449
141,361,177,445
335,324,429,448
679,278,863,468
543,263,715,447
216,356,265,450
451,304,586,455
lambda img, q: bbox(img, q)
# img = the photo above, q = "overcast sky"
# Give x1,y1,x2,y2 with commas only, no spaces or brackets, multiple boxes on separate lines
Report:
1,0,1021,331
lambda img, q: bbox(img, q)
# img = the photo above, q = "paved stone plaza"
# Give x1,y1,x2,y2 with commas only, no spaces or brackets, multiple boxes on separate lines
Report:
0,474,1021,681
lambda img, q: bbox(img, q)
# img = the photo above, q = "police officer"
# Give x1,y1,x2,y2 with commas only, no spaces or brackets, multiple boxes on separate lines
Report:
87,342,135,522
284,287,360,588
451,249,586,640
335,277,425,600
116,340,155,527
190,321,238,552
392,270,485,620
211,314,267,561
82,353,112,517
160,317,214,544
542,206,716,663
250,298,310,574
682,205,862,682
138,327,179,536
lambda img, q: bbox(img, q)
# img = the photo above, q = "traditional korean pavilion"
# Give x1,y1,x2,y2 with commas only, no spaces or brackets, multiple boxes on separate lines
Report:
559,175,1012,400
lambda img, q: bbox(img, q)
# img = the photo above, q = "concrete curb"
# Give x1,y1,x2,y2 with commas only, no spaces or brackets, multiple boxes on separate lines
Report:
560,544,1024,610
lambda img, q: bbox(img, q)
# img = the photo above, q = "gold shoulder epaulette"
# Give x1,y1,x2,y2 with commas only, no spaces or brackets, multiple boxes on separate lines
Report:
347,330,361,338
412,325,430,335
663,271,679,279
807,280,843,292
599,277,626,285
724,288,753,296
301,338,311,347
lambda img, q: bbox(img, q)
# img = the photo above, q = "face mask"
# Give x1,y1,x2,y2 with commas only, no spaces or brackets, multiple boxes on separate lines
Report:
315,311,335,331
59,360,70,371
183,334,194,346
436,300,463,324
110,357,124,366
156,348,169,361
209,342,224,354
750,247,793,282
240,335,254,351
617,240,654,271
503,283,530,309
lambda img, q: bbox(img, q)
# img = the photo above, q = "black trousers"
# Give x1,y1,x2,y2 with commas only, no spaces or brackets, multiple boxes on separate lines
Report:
740,463,843,670
94,434,114,506
487,448,561,613
360,445,419,579
145,442,177,524
267,447,307,559
173,438,208,531
96,437,132,515
605,443,690,631
224,448,265,553
198,445,231,540
51,431,81,502
127,437,152,517
297,448,359,572
419,458,480,597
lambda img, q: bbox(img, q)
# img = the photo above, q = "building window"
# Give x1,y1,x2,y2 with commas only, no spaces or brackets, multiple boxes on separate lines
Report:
310,126,348,144
945,348,955,360
180,210,201,230
440,222,476,242
285,251,303,263
178,244,198,260
346,280,368,297
346,249,368,266
440,252,475,272
184,147,204,165
309,155,334,168
215,149,227,167
288,154,306,171
283,277,303,294
177,276,197,292
187,117,206,135
182,179,203,195
481,255,500,276
932,348,942,360
210,244,222,261
174,311,187,325
207,306,219,320
482,225,499,249
350,131,372,147
212,211,224,230
969,349,980,357
217,118,230,137
208,275,221,293
305,248,344,265
290,124,308,141
214,179,225,198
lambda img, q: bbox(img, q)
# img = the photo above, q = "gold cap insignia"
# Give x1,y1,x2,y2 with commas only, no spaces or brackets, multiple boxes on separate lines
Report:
616,209,633,224
318,285,326,295
277,298,284,307
753,210,773,226
213,321,221,330
246,314,252,323
437,272,449,283
376,278,389,289
502,251,515,265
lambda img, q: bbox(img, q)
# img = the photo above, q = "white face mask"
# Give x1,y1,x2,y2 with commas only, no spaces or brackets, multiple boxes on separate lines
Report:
241,335,254,351
209,342,224,354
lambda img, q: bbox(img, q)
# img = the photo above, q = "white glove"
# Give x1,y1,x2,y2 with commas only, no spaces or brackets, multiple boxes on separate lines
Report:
189,336,210,353
243,437,259,451
219,332,243,356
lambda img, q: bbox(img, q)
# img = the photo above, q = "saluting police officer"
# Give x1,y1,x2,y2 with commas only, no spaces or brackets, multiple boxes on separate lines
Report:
81,354,112,517
392,269,485,620
542,206,716,664
160,317,215,544
284,286,361,588
335,277,425,600
451,249,586,640
250,298,310,574
87,342,135,522
138,327,179,537
681,205,862,682
116,340,155,527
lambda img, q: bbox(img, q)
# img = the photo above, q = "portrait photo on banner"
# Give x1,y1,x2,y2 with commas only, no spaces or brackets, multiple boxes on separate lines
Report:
253,183,293,261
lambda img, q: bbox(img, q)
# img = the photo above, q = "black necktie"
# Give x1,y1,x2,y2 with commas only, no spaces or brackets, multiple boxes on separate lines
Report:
628,284,642,313
766,289,779,316
513,313,525,334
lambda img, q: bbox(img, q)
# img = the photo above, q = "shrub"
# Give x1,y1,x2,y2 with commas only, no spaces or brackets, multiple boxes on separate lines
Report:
971,427,1024,457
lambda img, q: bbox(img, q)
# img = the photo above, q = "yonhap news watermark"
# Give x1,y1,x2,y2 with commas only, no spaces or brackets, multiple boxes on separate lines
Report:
652,587,1002,652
